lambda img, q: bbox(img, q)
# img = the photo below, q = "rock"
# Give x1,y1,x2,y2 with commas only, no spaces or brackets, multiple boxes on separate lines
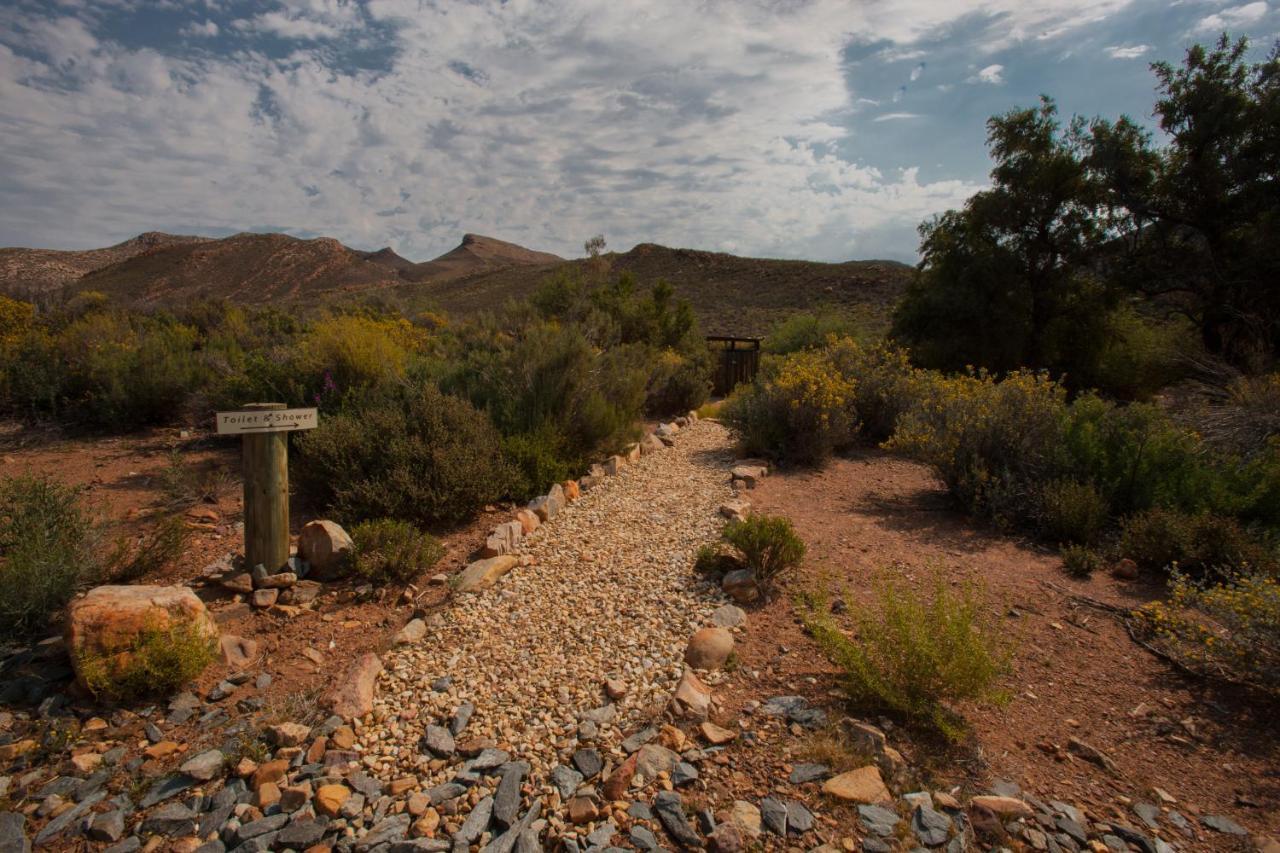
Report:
455,555,519,592
220,573,254,594
913,805,952,846
1112,558,1140,580
251,588,278,608
1203,815,1248,835
450,702,475,736
256,571,296,590
315,784,350,817
632,825,663,850
602,753,638,801
699,721,738,745
684,627,734,670
493,762,529,827
788,763,829,784
730,465,766,488
325,652,382,720
276,818,328,849
760,797,787,835
1067,737,1117,771
653,791,701,849
529,484,566,522
710,604,746,628
267,722,311,747
219,635,258,669
640,434,665,455
969,795,1034,819
179,749,224,782
396,619,428,645
567,796,599,825
571,748,603,779
604,677,628,699
142,803,197,837
454,796,493,845
297,520,354,579
88,809,125,843
357,814,411,851
721,569,757,604
823,767,892,804
718,500,750,523
0,812,28,853
514,509,540,535
603,456,625,476
70,752,102,774
549,765,583,800
65,585,219,692
723,801,761,839
252,759,289,790
656,423,680,438
634,743,679,781
858,804,900,838
671,669,712,719
421,725,455,757
280,781,312,812
561,479,581,501
785,801,814,835
280,580,321,606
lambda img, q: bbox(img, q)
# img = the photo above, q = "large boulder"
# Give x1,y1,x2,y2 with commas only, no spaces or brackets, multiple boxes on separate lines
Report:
684,627,734,670
297,520,353,580
529,484,566,523
66,586,218,693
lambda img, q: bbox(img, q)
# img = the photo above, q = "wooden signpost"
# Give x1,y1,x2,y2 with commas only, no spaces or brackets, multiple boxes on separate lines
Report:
215,403,318,571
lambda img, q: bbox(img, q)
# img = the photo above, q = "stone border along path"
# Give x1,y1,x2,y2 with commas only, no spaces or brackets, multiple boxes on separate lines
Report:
355,417,741,841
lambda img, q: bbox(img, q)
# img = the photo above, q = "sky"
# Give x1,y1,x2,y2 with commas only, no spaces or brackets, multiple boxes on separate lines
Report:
0,0,1276,264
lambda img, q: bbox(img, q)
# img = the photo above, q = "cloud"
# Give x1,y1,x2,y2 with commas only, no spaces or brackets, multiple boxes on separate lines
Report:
1104,43,1151,58
909,62,926,81
180,20,219,38
0,0,1146,262
969,63,1006,84
1191,1,1269,34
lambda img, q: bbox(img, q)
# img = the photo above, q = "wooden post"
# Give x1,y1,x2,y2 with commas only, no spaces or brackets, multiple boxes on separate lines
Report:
241,402,290,571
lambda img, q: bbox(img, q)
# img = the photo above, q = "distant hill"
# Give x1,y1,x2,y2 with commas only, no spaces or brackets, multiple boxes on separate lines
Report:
0,230,913,337
403,243,913,337
0,231,564,306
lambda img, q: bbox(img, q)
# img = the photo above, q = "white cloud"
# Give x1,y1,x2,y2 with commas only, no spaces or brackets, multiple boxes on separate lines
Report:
0,0,1140,261
1191,1,1269,34
909,62,926,81
873,112,924,122
180,20,219,37
969,63,1006,84
1104,43,1151,58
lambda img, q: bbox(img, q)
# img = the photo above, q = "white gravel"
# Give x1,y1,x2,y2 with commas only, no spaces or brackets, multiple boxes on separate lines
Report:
356,419,737,788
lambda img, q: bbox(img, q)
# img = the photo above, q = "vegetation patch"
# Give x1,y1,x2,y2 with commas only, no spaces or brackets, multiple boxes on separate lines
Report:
723,515,806,600
76,618,216,702
350,518,445,584
803,573,1010,741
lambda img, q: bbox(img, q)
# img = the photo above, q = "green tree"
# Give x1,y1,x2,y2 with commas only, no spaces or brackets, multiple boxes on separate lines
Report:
893,98,1112,381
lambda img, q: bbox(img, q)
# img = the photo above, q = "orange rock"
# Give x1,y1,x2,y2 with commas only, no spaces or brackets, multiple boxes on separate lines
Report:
567,796,599,824
144,741,181,761
822,766,892,804
561,480,581,501
602,753,637,801
314,784,350,818
252,759,289,790
684,627,734,670
255,781,281,809
330,726,356,750
306,737,328,764
324,652,382,720
515,509,540,535
700,721,738,745
969,795,1034,819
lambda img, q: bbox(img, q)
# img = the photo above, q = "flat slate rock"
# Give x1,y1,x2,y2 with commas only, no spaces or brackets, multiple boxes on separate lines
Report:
493,762,530,827
550,766,584,800
912,805,951,847
653,791,701,849
138,774,197,808
858,804,901,837
571,748,604,779
0,812,28,853
356,813,411,852
789,763,831,784
1202,815,1248,835
786,801,815,835
760,797,787,835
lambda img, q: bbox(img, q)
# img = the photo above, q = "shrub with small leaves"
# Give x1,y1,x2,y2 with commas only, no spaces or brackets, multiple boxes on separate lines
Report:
723,515,806,599
1118,507,1275,577
1136,571,1280,696
350,519,445,584
1039,479,1110,545
77,617,216,701
1060,544,1103,578
803,572,1010,741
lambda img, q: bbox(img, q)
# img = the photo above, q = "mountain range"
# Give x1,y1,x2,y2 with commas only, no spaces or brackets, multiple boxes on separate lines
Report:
0,231,911,336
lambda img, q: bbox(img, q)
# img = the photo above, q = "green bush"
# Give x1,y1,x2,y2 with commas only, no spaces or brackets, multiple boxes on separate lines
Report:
106,514,191,583
764,310,870,355
1136,571,1280,697
645,348,712,416
723,515,806,599
0,475,93,640
295,381,514,527
502,426,573,501
1038,479,1109,545
722,349,857,465
825,338,923,443
350,519,445,584
1118,508,1275,577
1060,544,1102,578
804,573,1009,741
77,618,216,701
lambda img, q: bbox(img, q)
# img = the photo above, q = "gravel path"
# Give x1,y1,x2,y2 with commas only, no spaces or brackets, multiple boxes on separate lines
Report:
356,419,737,790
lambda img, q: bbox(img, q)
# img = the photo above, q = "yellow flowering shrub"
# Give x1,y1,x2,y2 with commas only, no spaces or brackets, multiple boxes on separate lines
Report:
722,348,857,464
1136,571,1280,696
825,337,925,442
0,295,34,343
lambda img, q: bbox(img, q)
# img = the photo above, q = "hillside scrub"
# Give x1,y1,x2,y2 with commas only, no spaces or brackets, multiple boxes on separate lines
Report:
724,336,1280,572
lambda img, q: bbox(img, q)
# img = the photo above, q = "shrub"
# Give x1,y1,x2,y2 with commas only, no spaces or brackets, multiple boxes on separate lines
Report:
349,519,444,584
1135,571,1280,696
502,427,573,501
0,475,92,640
723,515,806,599
645,348,711,416
764,310,869,355
295,381,514,527
1061,544,1102,578
292,314,417,405
825,338,923,443
693,543,739,576
1038,479,1109,545
106,515,191,583
77,618,216,701
1118,508,1275,577
888,370,1067,526
722,349,857,465
804,573,1010,741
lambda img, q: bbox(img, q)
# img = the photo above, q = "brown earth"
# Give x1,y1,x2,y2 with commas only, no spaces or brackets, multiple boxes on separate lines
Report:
715,448,1280,848
0,232,210,300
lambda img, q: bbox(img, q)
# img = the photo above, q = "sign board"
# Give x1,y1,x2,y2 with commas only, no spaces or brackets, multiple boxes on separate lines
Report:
216,407,318,435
